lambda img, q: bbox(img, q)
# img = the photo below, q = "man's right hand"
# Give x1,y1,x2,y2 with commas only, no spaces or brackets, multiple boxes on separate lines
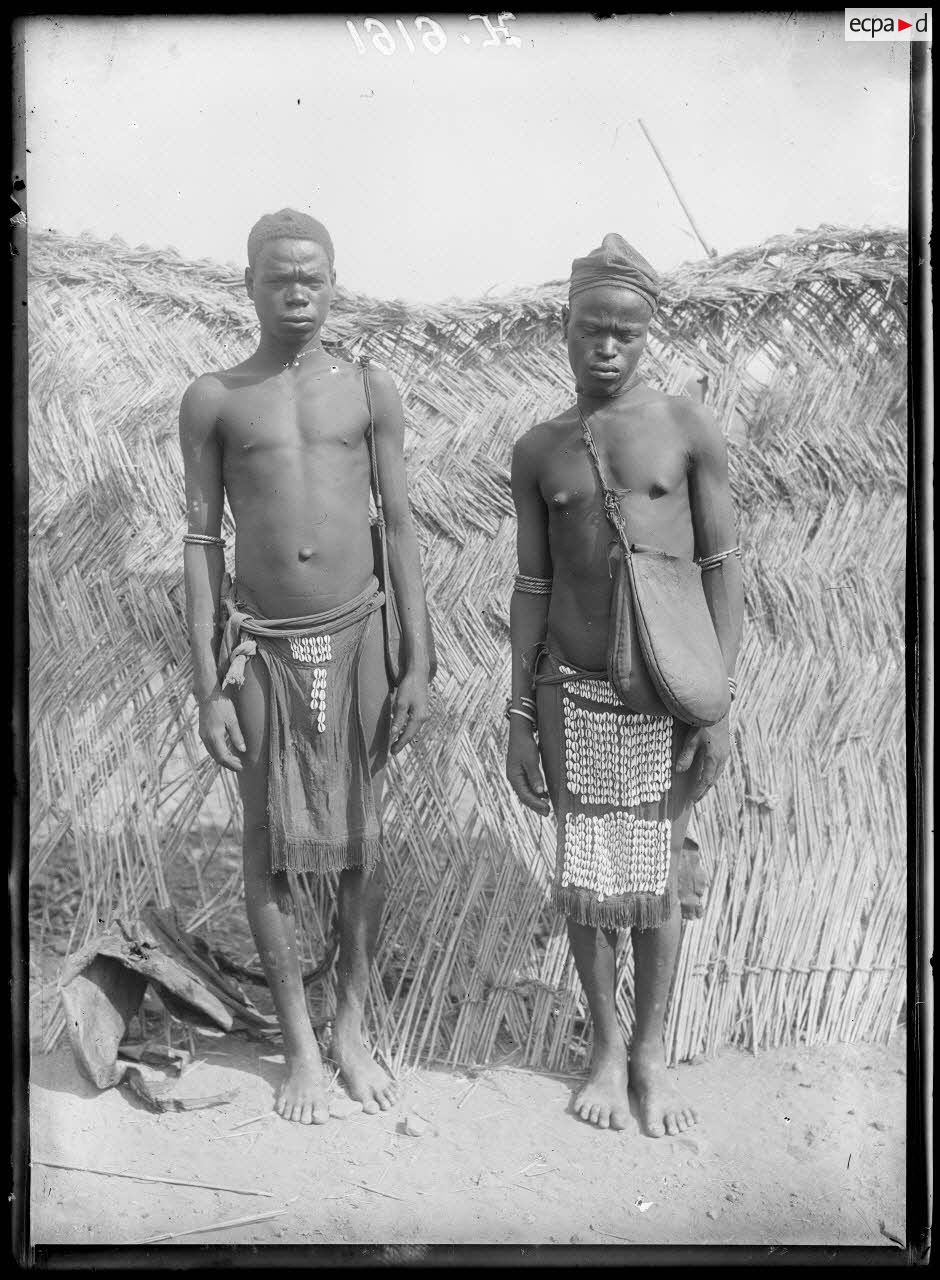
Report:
198,690,246,772
506,725,550,816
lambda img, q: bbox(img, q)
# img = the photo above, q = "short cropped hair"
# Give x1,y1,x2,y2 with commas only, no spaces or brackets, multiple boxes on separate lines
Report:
247,208,335,271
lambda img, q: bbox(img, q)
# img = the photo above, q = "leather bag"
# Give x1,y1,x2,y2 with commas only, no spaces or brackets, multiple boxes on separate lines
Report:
579,408,730,727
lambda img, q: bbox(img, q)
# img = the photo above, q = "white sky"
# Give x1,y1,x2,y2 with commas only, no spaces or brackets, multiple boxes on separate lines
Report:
22,12,910,303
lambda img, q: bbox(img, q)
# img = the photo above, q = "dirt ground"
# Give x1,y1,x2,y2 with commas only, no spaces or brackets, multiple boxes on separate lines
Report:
27,1014,906,1252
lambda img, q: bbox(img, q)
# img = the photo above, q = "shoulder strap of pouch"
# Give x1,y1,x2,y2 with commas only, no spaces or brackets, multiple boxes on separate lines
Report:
361,356,384,526
577,406,633,558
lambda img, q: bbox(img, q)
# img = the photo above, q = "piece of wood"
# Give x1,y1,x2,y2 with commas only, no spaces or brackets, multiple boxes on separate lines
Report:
136,1207,287,1244
33,1159,272,1198
346,1179,409,1203
637,117,717,258
227,1110,277,1131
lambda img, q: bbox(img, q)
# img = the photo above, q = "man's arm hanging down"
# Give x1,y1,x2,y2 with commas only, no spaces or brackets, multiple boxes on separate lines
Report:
179,376,246,772
367,365,431,753
677,402,745,799
507,434,552,816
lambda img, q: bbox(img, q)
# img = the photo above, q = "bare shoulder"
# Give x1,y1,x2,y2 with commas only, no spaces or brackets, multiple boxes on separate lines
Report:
513,408,573,471
358,357,397,393
179,372,227,437
357,357,404,423
655,392,724,457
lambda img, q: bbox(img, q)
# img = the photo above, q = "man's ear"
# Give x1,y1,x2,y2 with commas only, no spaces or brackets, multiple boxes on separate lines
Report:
244,267,254,300
561,304,570,339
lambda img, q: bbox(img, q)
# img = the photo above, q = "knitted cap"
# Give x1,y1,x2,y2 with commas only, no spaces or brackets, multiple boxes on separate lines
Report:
568,232,660,311
247,208,334,269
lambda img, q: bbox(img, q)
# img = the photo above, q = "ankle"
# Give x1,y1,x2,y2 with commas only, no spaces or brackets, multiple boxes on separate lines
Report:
284,1042,323,1068
630,1035,665,1061
332,1011,363,1044
591,1033,627,1061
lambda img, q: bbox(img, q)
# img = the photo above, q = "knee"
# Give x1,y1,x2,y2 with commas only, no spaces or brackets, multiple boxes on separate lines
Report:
243,853,293,909
272,872,295,914
339,858,387,899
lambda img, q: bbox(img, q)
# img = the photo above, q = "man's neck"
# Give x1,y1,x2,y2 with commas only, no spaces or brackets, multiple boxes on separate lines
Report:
255,334,329,369
575,375,642,412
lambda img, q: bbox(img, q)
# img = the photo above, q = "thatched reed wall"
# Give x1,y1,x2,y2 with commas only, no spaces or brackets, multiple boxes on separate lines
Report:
29,226,908,1069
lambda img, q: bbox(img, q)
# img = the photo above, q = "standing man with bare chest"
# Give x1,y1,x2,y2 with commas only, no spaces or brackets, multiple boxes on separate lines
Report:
179,210,432,1124
507,234,743,1135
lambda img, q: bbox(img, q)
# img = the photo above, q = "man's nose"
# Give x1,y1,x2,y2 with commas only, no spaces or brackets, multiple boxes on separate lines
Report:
595,334,617,357
285,280,305,303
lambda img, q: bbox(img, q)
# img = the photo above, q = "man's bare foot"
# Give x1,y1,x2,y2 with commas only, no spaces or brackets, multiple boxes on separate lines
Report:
573,1046,631,1130
276,1055,331,1125
331,1031,397,1115
629,1043,697,1138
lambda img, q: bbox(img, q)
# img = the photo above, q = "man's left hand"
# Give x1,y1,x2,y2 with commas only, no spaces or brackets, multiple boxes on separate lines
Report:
390,670,430,754
675,717,731,802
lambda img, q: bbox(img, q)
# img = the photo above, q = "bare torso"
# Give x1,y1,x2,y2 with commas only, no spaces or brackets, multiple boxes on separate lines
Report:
212,359,374,617
530,389,696,669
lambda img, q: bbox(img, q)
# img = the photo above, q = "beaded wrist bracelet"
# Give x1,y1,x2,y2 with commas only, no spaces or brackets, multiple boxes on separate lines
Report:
508,708,536,725
505,696,537,728
183,533,226,548
698,546,741,571
514,574,553,595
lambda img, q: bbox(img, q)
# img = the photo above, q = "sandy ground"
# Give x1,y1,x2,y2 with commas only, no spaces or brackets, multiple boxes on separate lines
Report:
27,1024,906,1252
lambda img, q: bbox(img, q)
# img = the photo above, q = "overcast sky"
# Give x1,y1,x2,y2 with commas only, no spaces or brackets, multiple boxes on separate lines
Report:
22,12,909,303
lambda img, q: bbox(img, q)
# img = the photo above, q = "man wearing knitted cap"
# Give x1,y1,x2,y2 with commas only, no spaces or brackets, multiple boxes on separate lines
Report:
506,233,743,1136
179,209,432,1124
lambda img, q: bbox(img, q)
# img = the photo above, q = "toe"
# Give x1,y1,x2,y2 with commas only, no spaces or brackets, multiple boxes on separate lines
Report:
300,1102,314,1125
645,1113,665,1137
313,1103,330,1125
664,1113,680,1136
610,1108,629,1131
362,1097,379,1115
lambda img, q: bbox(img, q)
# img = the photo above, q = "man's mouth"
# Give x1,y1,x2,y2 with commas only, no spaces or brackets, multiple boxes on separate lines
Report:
589,366,620,377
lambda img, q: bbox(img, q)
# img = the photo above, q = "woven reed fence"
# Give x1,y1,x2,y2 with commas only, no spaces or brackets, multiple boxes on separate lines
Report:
29,225,907,1070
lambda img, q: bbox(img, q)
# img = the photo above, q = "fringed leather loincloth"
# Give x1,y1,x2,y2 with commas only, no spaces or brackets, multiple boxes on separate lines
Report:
217,576,388,876
534,648,680,930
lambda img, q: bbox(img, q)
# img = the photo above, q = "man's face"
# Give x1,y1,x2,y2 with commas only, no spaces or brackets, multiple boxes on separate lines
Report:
245,238,335,344
564,286,652,396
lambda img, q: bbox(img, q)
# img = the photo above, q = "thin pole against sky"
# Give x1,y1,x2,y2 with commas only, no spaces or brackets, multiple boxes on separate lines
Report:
637,118,718,259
